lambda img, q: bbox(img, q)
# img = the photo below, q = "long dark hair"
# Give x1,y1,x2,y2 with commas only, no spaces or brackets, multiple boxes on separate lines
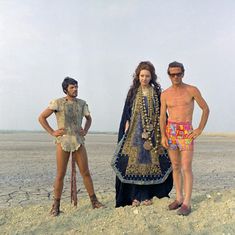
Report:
126,61,161,103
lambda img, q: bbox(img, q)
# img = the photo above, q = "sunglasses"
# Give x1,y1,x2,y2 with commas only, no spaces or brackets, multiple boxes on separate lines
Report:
169,73,183,78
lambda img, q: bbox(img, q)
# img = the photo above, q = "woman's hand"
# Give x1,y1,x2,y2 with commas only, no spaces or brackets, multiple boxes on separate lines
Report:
124,120,130,133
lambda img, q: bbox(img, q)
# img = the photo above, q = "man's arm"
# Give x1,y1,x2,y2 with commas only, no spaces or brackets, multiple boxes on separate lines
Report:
38,108,64,137
80,114,92,136
188,87,210,139
160,93,169,148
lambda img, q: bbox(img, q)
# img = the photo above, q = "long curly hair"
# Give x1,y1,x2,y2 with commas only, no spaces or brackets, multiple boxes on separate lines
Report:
126,61,161,103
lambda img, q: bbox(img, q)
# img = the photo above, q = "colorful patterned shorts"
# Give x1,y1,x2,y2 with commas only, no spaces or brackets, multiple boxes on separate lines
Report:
166,120,194,151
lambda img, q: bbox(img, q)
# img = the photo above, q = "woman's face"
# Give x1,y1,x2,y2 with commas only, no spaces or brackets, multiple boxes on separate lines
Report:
138,69,151,87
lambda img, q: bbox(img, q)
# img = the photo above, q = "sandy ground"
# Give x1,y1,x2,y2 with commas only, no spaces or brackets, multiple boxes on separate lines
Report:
0,132,234,234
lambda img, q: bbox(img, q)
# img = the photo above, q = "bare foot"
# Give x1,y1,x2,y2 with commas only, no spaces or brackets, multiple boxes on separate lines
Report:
142,199,153,206
132,199,140,207
90,194,104,209
50,198,61,216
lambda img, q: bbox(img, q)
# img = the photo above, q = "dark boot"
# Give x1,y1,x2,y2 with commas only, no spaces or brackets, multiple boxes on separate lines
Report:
50,198,61,216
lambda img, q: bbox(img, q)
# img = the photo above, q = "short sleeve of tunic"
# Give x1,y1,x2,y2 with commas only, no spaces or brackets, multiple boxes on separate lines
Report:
83,103,90,116
48,99,58,111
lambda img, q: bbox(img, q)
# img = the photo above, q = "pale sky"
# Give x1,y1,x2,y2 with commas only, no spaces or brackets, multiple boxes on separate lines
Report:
0,0,235,132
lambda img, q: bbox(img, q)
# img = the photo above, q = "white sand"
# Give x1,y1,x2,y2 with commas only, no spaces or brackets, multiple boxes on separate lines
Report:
0,132,234,234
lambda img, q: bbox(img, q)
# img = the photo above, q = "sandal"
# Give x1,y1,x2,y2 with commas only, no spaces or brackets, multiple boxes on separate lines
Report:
177,204,191,216
132,199,140,207
168,200,182,210
90,194,104,209
50,198,61,216
142,199,153,206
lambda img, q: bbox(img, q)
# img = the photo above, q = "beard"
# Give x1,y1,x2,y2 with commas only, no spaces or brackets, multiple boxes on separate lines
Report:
68,91,77,98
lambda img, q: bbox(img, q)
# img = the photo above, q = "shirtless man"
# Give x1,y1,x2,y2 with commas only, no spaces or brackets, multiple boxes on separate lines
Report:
160,62,209,216
38,77,103,216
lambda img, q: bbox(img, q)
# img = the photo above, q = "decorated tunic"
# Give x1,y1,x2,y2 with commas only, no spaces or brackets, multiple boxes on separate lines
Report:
112,86,172,185
48,97,90,152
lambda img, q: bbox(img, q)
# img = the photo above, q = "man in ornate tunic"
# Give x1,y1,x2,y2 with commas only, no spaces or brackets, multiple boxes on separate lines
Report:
39,77,103,216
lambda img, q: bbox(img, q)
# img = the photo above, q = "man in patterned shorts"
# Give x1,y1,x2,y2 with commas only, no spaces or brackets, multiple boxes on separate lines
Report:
160,62,210,216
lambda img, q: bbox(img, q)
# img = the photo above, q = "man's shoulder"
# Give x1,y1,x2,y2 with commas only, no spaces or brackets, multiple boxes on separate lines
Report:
76,98,87,105
183,83,196,88
56,97,65,101
51,97,66,105
184,84,199,92
162,87,172,95
53,97,88,105
49,97,63,103
184,84,202,99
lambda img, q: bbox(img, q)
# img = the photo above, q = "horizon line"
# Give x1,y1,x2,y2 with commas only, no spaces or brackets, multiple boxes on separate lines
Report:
0,130,235,137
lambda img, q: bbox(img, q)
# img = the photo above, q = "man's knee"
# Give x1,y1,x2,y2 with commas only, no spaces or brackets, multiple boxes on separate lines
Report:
81,169,91,178
56,171,66,181
172,162,181,172
182,163,192,173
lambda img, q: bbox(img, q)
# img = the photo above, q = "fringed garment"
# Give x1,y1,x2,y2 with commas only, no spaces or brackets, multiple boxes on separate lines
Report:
49,97,90,206
111,86,173,207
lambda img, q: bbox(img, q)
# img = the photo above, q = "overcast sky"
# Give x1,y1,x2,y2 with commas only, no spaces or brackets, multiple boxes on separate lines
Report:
0,0,235,133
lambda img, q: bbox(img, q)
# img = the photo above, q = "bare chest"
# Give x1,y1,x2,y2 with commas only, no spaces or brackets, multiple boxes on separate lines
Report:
166,91,193,108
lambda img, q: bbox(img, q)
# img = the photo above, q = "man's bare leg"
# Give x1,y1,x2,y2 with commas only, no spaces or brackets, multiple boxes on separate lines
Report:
168,149,184,205
73,145,95,196
73,145,103,208
51,144,70,216
54,144,70,198
181,151,193,207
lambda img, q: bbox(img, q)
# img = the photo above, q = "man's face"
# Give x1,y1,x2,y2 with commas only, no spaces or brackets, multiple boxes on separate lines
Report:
168,67,184,85
66,84,78,98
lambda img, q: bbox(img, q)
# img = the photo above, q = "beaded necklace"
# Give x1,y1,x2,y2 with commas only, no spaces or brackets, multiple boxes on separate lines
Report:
138,86,163,154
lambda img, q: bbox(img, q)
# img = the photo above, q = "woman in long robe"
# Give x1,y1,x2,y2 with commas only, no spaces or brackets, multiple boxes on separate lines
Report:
111,61,173,207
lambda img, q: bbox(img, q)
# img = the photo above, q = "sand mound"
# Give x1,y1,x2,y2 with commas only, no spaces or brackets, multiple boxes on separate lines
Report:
0,189,234,235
